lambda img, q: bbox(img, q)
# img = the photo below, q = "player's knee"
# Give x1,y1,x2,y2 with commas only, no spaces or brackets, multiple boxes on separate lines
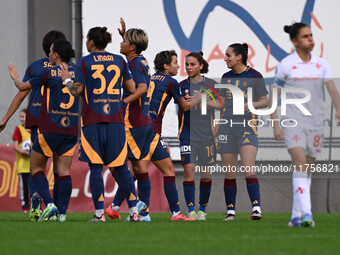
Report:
201,178,211,182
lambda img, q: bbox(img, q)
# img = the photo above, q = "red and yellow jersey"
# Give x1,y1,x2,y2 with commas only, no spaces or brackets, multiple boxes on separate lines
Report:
149,73,183,134
30,63,79,136
123,55,152,128
74,51,132,127
23,57,52,128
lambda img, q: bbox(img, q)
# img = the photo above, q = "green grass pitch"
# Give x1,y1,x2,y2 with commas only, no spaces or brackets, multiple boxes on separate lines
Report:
0,212,339,255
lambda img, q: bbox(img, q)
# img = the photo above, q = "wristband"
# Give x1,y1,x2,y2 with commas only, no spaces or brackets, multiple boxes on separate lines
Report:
64,78,72,84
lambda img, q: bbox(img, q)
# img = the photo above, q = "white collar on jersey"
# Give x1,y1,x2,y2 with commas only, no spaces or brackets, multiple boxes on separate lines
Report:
293,51,317,64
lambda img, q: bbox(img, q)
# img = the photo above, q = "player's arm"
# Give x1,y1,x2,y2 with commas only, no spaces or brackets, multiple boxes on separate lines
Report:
66,81,84,97
8,63,32,91
246,95,269,112
122,79,136,97
207,94,225,110
176,97,190,111
123,82,146,104
189,90,223,109
325,79,340,125
0,90,30,132
60,63,84,97
269,86,284,141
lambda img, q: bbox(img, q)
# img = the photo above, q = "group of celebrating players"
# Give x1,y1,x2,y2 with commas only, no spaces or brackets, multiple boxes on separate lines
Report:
1,18,340,227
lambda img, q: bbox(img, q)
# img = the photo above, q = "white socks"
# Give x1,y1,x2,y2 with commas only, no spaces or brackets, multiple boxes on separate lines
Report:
95,209,104,218
129,206,137,216
172,211,180,218
292,171,311,218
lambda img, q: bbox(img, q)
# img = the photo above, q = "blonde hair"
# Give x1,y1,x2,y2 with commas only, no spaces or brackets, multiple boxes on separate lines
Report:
125,28,148,54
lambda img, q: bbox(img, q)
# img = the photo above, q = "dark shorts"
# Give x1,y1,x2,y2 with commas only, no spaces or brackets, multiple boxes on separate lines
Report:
79,123,127,167
30,126,38,147
148,132,170,162
33,132,77,157
217,120,258,154
126,125,153,160
180,139,216,166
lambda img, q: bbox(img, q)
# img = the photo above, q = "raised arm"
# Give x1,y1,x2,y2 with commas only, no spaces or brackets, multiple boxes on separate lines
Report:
118,17,126,38
8,63,32,91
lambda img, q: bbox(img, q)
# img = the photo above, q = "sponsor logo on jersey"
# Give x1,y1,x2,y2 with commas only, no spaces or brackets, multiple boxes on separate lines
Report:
103,104,110,115
218,134,228,143
180,145,191,153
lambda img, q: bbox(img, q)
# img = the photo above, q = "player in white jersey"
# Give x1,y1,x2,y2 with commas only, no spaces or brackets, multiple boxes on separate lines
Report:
270,22,340,227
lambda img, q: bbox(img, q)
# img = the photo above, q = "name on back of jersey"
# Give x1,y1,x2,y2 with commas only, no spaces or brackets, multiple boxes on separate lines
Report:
93,55,114,62
51,69,75,78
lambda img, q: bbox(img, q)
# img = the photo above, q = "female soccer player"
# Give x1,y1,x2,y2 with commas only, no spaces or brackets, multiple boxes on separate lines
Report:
178,52,218,220
1,31,66,221
106,50,195,221
9,40,78,222
148,50,195,221
270,22,340,227
217,43,268,221
60,27,139,222
105,19,152,222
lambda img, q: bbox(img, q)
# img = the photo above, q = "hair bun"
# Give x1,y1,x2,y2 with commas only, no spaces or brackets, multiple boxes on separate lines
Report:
101,27,108,32
198,51,204,57
284,25,291,34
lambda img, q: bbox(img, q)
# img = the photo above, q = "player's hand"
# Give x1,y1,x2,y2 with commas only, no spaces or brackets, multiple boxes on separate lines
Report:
335,111,340,126
0,120,7,133
244,103,250,113
8,63,19,81
21,149,30,156
273,125,284,141
213,124,220,138
185,96,192,102
118,17,126,37
191,91,202,106
59,63,72,81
